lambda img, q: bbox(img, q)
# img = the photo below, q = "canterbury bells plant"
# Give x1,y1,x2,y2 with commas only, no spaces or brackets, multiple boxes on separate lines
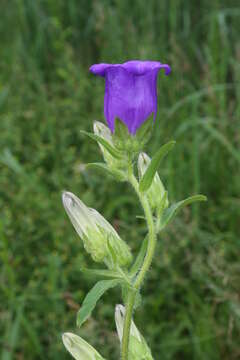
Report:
62,60,207,359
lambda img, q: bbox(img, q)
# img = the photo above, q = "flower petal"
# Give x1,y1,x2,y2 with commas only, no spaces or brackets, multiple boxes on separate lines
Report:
90,61,171,77
122,60,171,76
90,60,171,135
104,66,158,134
89,63,112,77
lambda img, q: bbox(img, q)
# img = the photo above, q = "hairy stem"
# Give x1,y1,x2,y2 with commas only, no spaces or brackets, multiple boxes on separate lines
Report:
121,171,157,360
121,290,135,360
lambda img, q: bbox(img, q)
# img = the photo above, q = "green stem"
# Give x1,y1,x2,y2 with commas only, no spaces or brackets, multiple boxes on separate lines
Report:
121,290,135,360
121,171,157,360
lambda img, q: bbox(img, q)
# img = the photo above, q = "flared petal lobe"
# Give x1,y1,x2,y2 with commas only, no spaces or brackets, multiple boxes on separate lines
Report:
90,60,171,135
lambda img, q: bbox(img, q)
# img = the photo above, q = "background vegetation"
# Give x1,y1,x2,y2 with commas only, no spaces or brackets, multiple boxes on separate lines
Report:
0,0,240,359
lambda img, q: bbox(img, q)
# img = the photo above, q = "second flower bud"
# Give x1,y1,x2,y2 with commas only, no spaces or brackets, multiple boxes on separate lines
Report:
62,191,132,268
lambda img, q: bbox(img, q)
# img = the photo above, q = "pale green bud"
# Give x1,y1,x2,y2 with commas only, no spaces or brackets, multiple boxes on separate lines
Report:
88,208,132,267
93,121,115,165
62,192,132,267
115,305,154,360
138,152,169,216
62,191,106,262
93,121,126,180
62,332,105,360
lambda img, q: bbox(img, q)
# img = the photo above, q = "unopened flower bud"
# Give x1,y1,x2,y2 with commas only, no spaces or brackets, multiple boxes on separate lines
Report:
88,208,132,267
62,191,105,262
62,332,105,360
115,305,154,360
93,121,114,165
93,121,127,180
62,192,132,267
138,152,168,216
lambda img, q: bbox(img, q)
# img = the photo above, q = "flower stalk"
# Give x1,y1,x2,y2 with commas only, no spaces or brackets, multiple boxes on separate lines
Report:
121,170,157,360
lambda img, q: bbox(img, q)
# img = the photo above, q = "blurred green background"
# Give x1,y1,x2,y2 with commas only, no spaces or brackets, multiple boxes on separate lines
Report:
0,0,240,359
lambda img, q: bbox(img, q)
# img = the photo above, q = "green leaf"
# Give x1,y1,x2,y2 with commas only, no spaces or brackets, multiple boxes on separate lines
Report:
139,141,176,192
129,236,148,277
77,279,121,327
81,130,122,159
86,162,125,181
158,195,207,231
80,268,123,280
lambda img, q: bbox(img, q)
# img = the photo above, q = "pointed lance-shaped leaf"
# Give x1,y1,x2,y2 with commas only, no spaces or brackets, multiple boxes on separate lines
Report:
81,130,122,159
77,279,121,327
158,194,207,231
139,141,176,192
80,268,124,280
86,162,125,181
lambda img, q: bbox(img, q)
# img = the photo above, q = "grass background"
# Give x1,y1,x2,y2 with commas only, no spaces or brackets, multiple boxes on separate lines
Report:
0,0,240,359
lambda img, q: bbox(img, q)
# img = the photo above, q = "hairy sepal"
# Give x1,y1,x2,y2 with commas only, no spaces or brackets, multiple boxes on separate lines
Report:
113,116,153,155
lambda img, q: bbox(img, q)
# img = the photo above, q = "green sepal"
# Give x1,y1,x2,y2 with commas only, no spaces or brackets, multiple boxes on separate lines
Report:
158,194,207,231
86,162,126,181
113,115,153,150
112,119,137,153
139,141,176,192
135,114,154,146
112,118,130,151
112,118,153,154
114,118,129,142
76,279,121,327
81,130,122,159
